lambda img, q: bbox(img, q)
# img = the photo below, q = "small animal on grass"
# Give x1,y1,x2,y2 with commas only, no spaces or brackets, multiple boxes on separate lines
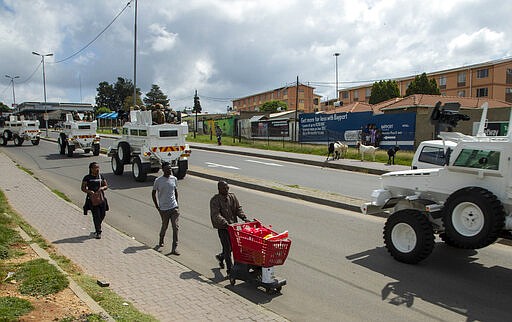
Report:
357,142,378,162
387,146,400,165
327,141,349,160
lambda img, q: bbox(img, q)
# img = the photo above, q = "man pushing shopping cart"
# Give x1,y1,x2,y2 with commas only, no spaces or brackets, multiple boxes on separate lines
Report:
210,180,291,294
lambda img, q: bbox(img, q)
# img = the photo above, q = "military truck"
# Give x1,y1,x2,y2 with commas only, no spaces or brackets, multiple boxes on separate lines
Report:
0,116,41,146
362,102,512,264
108,110,191,182
58,113,100,157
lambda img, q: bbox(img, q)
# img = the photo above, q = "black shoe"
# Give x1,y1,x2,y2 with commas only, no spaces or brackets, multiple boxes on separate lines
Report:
170,249,180,256
215,254,225,269
94,232,101,239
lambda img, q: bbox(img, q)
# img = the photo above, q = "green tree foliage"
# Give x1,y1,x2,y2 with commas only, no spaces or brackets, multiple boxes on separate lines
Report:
369,80,400,104
405,72,441,96
95,106,111,115
1,102,12,112
95,77,142,112
260,100,287,113
143,84,169,108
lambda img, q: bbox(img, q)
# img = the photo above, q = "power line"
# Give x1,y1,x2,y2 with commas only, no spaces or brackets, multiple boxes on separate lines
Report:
54,1,133,64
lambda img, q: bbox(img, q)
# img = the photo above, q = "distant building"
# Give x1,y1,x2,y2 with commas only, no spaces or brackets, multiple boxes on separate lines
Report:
233,84,321,113
339,57,512,106
16,102,94,127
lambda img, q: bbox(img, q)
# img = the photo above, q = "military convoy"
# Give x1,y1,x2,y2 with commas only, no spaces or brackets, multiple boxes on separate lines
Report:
108,110,191,182
58,113,100,157
362,102,512,264
0,116,41,146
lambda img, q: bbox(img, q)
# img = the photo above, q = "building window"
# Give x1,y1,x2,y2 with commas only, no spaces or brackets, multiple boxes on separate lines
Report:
476,68,489,79
353,90,359,101
283,89,288,95
365,88,371,98
507,69,512,84
476,87,488,97
458,72,466,86
506,88,512,102
342,91,349,99
441,92,446,96
439,76,447,89
457,90,466,97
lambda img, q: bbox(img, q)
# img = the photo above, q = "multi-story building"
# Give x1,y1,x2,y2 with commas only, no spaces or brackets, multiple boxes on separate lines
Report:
339,57,512,105
233,84,321,113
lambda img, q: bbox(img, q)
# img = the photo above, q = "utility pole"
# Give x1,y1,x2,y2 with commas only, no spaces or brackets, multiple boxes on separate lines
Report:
5,75,20,108
295,76,299,142
133,0,138,108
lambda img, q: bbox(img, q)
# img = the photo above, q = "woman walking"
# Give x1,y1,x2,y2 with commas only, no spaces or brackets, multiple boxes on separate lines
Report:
81,162,108,239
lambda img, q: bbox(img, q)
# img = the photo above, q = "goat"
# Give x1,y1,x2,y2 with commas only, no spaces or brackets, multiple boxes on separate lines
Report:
327,141,349,160
387,146,400,165
357,142,378,162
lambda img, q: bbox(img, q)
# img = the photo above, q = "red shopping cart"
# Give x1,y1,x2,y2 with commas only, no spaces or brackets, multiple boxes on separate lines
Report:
228,219,291,294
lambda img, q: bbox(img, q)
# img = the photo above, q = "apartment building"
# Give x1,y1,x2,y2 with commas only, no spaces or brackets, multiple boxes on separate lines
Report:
339,57,512,105
233,84,321,113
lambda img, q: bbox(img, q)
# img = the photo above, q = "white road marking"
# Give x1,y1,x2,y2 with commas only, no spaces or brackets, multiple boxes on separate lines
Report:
245,159,283,167
205,162,240,169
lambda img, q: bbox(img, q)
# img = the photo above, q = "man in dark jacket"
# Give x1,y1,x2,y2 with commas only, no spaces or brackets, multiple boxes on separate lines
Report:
210,180,248,275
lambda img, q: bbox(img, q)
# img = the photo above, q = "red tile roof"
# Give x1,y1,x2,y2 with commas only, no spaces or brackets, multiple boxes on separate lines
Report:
376,94,512,111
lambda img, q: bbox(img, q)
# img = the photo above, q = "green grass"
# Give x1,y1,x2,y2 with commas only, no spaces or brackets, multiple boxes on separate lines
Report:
17,258,69,296
52,189,72,203
186,134,414,166
15,165,33,176
0,296,34,321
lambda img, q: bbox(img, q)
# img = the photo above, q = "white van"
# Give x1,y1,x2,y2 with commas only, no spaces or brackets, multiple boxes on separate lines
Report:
411,140,457,169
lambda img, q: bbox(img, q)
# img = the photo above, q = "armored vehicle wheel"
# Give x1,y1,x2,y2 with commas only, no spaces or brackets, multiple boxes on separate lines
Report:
2,131,11,140
58,135,66,155
13,135,24,146
67,144,75,157
174,160,188,179
132,156,147,182
118,142,131,164
92,144,100,156
383,209,434,264
31,138,40,145
442,187,505,249
0,136,7,146
111,154,124,175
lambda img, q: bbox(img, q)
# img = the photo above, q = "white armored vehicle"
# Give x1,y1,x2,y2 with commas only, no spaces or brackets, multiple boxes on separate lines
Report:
0,115,41,146
58,113,100,157
108,110,191,182
362,102,512,264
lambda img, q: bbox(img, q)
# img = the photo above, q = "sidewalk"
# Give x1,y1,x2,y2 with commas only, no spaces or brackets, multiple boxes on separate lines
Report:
0,152,287,322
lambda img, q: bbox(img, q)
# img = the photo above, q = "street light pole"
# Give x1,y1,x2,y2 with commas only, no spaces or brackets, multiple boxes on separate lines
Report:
32,51,53,137
334,53,340,106
5,75,20,108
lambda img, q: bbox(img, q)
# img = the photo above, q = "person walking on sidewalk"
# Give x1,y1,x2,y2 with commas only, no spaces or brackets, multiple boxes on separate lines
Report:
215,125,223,146
210,180,248,275
81,162,109,239
152,162,180,255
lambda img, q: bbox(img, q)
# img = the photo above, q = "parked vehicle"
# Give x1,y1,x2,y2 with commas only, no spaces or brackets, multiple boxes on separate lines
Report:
58,114,100,157
362,102,512,264
0,116,41,146
107,110,191,182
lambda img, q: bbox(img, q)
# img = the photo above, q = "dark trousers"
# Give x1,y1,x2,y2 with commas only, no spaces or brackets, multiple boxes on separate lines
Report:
217,229,232,270
159,208,179,250
91,203,106,234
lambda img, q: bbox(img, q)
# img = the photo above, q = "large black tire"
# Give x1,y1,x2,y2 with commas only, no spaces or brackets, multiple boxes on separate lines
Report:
132,156,147,182
442,187,505,249
2,130,11,140
31,138,40,146
0,136,7,146
383,209,435,264
13,135,24,146
92,144,100,156
111,154,124,175
174,160,188,180
118,142,131,164
58,135,66,155
67,144,75,157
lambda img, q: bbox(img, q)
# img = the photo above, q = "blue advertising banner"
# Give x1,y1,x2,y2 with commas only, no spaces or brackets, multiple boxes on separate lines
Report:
299,112,416,150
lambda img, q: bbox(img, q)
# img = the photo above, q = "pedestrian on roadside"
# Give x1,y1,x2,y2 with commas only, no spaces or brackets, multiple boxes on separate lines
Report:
152,162,180,255
81,162,109,239
210,180,248,275
215,125,223,145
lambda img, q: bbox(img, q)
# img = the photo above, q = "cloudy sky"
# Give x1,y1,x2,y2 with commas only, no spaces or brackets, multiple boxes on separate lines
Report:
0,0,511,113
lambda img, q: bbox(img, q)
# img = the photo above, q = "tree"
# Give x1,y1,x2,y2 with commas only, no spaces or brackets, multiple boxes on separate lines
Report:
95,77,142,113
369,80,400,104
95,106,111,115
405,72,440,96
143,84,169,107
260,100,287,113
0,102,10,112
95,82,116,111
